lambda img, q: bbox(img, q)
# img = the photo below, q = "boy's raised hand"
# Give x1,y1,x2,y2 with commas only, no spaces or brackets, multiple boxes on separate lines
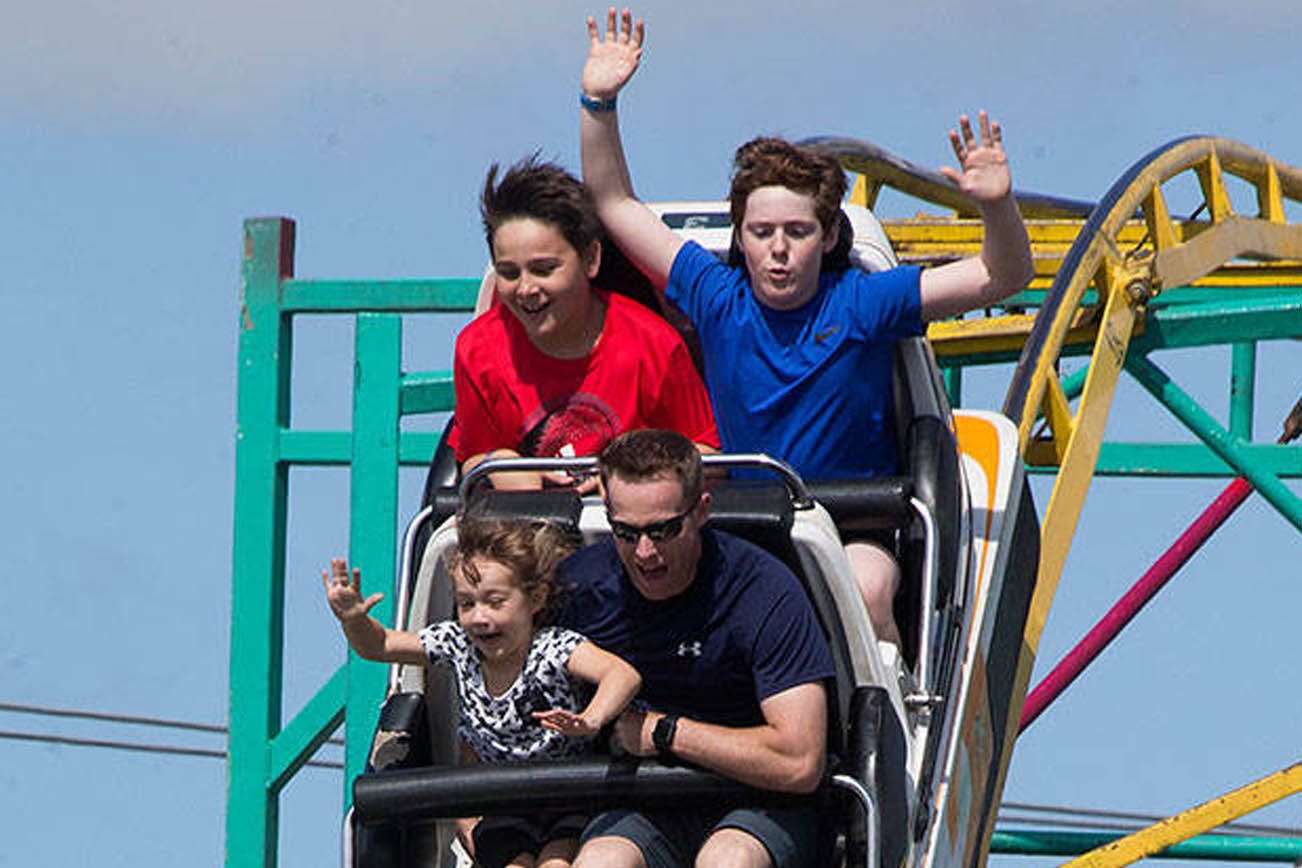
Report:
939,111,1012,205
583,7,645,100
322,557,384,623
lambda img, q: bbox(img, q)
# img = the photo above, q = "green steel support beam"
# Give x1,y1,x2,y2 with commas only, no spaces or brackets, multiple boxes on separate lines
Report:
996,286,1302,318
400,370,456,415
399,433,443,465
1026,442,1302,478
938,287,1302,369
1022,361,1299,477
345,313,404,800
276,430,443,467
1125,353,1302,532
281,278,481,312
991,829,1302,862
268,665,346,791
1230,342,1257,440
279,430,1301,479
944,366,963,408
1133,293,1302,354
1061,366,1088,400
276,430,353,466
228,217,296,868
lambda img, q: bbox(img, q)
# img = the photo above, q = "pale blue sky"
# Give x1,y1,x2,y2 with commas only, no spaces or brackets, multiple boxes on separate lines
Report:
2,1,1299,865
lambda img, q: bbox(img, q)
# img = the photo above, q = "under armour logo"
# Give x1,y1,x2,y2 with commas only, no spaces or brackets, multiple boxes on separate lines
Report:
676,641,703,658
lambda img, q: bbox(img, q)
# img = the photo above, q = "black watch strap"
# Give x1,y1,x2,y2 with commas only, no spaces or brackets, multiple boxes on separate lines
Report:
652,714,680,764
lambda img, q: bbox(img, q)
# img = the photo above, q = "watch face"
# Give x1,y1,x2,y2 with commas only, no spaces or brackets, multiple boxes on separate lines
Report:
654,715,677,754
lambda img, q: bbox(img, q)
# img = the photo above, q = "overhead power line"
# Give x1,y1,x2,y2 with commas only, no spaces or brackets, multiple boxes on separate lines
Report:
0,699,345,768
0,700,345,745
0,729,343,769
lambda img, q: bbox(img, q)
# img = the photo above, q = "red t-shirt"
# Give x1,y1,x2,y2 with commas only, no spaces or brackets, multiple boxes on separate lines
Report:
450,292,720,462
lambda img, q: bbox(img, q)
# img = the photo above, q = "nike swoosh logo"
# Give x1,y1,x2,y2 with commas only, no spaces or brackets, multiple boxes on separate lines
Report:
815,325,841,342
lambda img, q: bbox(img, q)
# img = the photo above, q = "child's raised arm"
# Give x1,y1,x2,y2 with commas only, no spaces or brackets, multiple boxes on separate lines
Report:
533,640,641,736
920,111,1034,320
322,558,426,666
580,7,684,290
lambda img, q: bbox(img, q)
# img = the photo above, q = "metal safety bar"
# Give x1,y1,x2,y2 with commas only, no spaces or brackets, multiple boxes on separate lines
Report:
342,807,355,868
831,773,882,868
905,496,942,710
389,504,435,694
460,453,816,508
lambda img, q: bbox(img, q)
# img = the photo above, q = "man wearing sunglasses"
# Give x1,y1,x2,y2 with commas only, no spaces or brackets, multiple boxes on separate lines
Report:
557,429,835,868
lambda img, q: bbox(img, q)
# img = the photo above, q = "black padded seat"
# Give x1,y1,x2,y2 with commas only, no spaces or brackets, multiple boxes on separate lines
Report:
412,488,584,592
904,416,961,611
705,481,796,566
460,489,584,529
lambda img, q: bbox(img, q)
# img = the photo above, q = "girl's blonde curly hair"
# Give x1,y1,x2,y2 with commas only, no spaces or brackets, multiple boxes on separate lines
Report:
443,515,581,626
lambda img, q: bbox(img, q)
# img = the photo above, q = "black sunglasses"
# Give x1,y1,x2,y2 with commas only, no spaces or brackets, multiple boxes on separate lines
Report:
607,501,698,544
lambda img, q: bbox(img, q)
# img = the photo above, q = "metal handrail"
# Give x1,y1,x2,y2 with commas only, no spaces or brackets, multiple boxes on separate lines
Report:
905,497,941,710
831,773,882,868
457,457,597,501
458,453,815,508
389,504,434,694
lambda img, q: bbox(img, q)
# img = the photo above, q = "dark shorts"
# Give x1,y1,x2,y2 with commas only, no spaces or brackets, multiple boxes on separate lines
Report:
580,802,827,868
474,811,588,868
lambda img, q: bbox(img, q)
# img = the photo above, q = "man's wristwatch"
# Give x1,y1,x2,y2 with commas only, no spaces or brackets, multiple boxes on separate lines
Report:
652,714,679,764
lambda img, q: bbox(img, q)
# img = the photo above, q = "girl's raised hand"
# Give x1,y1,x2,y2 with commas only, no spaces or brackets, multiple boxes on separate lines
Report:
534,708,599,736
582,7,645,100
322,557,384,623
939,111,1012,204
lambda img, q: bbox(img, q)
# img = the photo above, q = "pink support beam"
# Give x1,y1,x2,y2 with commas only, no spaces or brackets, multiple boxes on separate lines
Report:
1020,394,1302,733
1019,477,1251,732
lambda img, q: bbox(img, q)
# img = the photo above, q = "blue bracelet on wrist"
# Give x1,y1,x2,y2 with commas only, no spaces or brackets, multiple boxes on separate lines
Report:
580,92,617,113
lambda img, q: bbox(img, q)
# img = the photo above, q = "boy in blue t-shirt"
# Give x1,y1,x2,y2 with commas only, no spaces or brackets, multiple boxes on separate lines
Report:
576,9,1034,648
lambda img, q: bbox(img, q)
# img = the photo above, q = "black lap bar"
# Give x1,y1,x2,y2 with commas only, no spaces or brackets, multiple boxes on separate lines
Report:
352,758,808,823
807,477,914,532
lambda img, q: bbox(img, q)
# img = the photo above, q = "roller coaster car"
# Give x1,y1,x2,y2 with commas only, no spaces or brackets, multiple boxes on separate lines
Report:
345,204,1040,868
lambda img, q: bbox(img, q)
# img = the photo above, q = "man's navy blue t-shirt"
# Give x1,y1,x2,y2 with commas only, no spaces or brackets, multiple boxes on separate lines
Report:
556,527,835,727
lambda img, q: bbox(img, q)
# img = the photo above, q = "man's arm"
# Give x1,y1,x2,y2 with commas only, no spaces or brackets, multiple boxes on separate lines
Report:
580,8,684,289
615,681,827,794
919,111,1034,321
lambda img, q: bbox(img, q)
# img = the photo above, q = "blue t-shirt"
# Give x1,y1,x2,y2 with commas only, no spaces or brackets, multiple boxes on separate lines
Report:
556,528,835,727
666,241,924,478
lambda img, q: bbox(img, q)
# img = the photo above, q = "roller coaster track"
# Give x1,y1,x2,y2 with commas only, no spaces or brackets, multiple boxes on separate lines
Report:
810,134,1302,868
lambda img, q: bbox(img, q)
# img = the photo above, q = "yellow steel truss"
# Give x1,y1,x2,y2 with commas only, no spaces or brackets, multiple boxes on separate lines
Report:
839,135,1302,868
1058,763,1302,868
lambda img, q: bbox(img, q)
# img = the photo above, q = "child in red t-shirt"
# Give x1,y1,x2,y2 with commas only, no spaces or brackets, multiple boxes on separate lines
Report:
451,157,719,490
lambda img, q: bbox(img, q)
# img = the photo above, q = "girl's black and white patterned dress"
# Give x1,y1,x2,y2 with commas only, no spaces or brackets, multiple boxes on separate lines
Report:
418,622,594,763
